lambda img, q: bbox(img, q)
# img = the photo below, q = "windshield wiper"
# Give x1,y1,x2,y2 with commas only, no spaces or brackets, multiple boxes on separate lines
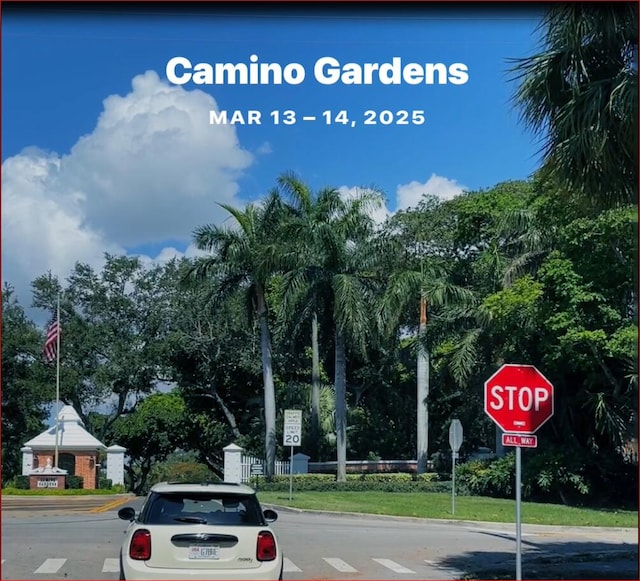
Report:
173,516,208,524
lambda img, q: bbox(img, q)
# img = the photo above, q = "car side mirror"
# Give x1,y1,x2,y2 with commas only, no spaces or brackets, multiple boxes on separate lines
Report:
118,506,136,521
263,509,278,523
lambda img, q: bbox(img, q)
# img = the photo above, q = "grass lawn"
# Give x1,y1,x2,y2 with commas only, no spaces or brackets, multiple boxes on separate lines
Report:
256,491,638,528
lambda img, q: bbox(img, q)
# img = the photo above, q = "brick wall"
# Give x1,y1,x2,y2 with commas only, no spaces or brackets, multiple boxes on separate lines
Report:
75,453,97,489
32,451,98,489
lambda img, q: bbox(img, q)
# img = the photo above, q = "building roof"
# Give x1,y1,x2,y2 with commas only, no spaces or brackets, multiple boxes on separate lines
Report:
23,405,107,450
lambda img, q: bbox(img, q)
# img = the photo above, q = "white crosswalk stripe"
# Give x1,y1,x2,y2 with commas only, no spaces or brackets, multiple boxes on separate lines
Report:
283,557,302,572
373,558,416,574
2,555,439,576
102,558,120,573
323,557,358,572
34,558,67,574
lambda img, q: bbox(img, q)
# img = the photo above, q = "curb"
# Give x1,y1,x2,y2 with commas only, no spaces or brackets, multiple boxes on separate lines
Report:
89,495,135,513
262,504,639,534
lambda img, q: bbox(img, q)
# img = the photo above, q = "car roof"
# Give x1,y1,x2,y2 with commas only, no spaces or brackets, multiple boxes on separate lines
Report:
149,481,257,495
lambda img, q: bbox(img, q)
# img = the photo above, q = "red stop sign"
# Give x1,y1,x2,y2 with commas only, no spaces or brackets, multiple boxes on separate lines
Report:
484,364,554,434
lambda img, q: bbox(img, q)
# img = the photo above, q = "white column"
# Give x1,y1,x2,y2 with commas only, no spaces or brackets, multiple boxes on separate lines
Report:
223,443,244,483
21,447,33,476
106,445,126,485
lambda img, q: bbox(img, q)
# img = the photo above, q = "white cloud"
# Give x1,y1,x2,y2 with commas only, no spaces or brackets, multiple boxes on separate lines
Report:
396,173,466,210
256,142,273,155
336,173,466,227
2,70,254,308
135,243,207,269
336,186,391,225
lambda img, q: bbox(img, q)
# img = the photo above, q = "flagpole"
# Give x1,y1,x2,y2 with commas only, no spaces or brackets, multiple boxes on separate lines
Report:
54,294,61,469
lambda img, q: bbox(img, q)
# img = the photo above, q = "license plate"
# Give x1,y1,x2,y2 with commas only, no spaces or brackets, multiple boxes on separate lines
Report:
188,545,220,560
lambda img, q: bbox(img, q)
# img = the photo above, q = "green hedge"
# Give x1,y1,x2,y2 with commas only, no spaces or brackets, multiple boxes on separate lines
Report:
253,473,448,493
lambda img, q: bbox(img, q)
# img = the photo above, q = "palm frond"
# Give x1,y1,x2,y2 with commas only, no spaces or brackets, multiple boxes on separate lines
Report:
448,328,482,386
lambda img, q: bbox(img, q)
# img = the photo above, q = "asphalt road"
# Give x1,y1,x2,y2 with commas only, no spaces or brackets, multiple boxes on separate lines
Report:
1,497,637,580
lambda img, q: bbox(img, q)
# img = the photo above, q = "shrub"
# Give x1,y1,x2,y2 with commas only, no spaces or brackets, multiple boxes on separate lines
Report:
66,475,84,489
98,478,113,490
415,472,439,482
146,460,220,493
11,476,30,490
455,456,514,498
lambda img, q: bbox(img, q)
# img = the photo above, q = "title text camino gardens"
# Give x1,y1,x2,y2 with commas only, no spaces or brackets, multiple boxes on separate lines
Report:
165,55,469,86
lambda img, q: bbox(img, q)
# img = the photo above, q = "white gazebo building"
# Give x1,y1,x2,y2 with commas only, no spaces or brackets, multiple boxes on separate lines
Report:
21,405,126,489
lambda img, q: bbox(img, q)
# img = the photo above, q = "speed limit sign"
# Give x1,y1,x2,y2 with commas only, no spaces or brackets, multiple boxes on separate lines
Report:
283,409,302,447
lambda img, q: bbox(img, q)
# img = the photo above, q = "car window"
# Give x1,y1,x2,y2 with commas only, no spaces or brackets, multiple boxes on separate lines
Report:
143,492,264,526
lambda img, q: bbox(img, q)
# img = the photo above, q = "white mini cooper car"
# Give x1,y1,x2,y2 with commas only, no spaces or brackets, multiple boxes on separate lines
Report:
117,482,283,580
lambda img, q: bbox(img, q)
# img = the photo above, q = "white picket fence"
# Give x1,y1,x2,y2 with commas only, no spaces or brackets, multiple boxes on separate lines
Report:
240,455,290,483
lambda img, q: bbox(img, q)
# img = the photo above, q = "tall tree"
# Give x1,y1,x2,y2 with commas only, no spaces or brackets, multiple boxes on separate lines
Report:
1,285,50,482
30,255,173,439
511,3,638,209
186,194,285,480
378,200,474,473
275,172,344,460
278,183,384,481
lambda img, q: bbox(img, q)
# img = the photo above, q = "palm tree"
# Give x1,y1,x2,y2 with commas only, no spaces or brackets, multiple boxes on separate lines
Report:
185,193,285,479
511,3,638,209
275,173,344,460
278,180,384,481
379,253,474,473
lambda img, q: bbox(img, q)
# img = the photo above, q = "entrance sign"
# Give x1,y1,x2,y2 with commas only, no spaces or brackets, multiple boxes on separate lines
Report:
484,364,555,581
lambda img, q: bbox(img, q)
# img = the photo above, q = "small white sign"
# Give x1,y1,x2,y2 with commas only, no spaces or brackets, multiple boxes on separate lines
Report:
283,409,302,447
36,478,59,488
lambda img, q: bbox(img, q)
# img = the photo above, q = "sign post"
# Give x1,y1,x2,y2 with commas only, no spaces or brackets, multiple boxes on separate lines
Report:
484,364,554,581
448,419,463,515
283,409,302,501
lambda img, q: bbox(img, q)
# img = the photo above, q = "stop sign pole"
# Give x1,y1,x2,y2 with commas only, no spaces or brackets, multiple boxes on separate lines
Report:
484,364,554,581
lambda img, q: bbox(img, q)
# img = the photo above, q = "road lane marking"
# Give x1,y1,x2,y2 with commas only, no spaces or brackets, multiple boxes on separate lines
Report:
34,559,67,574
90,496,134,513
283,557,302,572
102,558,120,573
323,558,358,573
373,558,415,574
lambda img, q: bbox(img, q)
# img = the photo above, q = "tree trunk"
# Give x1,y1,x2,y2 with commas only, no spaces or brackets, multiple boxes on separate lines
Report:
212,388,242,440
334,329,347,482
311,312,321,460
257,288,277,481
416,297,430,474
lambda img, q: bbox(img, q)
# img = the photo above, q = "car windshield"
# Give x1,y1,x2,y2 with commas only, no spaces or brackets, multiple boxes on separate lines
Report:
143,492,265,526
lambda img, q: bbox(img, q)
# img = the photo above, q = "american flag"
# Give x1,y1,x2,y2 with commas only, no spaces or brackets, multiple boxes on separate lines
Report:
43,319,61,363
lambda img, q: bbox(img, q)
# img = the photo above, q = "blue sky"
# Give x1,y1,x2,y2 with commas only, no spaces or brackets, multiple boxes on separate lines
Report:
2,3,546,320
